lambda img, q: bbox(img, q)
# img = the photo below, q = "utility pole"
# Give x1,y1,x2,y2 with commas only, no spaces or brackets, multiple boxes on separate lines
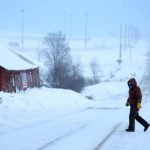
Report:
21,9,24,49
127,24,130,48
124,25,127,51
64,11,67,37
129,25,132,63
130,43,132,63
69,12,72,40
119,25,122,62
85,12,88,50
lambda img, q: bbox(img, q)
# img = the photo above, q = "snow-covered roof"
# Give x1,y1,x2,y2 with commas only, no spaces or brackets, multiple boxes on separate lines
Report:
0,48,38,70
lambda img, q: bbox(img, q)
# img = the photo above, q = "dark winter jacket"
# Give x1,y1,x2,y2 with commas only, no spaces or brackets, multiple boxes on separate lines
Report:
127,78,142,106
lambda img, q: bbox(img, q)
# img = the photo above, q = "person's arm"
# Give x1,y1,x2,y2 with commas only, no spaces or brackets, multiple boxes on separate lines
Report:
126,98,130,106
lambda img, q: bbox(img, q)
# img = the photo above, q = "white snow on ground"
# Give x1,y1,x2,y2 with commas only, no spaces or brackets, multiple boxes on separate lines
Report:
0,39,150,150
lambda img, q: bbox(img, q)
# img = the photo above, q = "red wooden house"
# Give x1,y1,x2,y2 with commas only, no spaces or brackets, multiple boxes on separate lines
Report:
0,49,40,93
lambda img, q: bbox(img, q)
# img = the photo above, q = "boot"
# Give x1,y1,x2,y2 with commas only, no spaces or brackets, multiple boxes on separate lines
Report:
144,124,150,132
126,128,135,132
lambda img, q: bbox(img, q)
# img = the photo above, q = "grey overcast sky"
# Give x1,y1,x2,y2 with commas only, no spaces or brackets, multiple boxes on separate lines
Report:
0,0,150,38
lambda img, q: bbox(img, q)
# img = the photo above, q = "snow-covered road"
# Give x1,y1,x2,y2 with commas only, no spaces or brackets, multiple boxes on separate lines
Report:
0,104,125,150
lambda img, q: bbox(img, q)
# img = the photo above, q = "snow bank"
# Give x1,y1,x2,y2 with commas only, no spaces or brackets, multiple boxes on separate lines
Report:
0,87,92,111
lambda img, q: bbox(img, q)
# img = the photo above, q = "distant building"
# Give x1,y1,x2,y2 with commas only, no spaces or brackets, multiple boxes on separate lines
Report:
0,48,40,93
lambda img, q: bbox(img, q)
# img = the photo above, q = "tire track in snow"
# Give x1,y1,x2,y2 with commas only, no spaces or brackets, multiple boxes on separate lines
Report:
0,107,118,135
36,124,87,150
93,122,122,150
0,108,88,135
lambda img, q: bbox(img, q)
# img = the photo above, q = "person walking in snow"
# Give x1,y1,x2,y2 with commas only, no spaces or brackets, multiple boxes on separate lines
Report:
125,78,150,132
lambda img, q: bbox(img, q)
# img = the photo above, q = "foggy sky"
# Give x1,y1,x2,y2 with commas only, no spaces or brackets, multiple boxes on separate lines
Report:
0,0,150,38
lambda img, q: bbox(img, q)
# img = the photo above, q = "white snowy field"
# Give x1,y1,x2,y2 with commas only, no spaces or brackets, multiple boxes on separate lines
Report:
0,39,150,150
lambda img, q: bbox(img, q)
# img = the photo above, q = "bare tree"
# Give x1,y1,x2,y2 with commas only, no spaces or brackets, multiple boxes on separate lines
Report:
90,59,101,84
44,31,85,92
44,32,71,87
67,61,85,92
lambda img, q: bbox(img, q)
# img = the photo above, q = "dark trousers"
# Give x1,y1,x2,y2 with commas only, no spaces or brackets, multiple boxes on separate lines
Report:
128,106,149,130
